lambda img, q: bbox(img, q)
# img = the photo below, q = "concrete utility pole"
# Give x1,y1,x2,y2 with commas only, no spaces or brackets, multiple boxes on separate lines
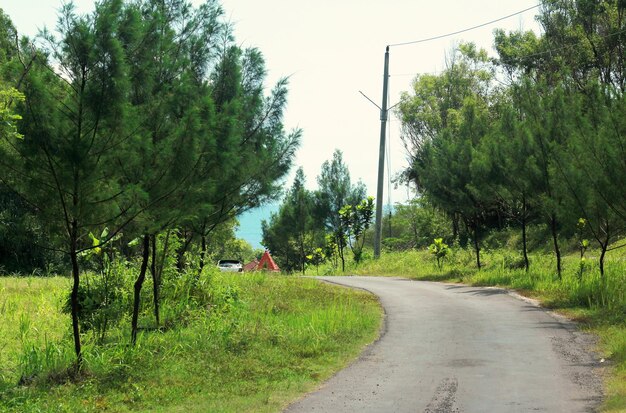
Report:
374,46,390,259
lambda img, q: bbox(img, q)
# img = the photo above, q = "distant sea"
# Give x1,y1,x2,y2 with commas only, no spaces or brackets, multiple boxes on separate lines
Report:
235,202,397,250
235,203,279,250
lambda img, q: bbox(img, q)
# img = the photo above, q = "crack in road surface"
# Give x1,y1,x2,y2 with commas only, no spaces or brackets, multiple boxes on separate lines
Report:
284,276,603,413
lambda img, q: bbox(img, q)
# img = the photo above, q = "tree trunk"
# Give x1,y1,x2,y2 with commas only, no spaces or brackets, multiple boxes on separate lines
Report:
521,217,529,272
153,230,171,328
339,243,345,272
521,198,529,272
176,231,193,272
199,234,207,274
101,257,111,343
472,224,481,270
599,222,610,280
69,220,82,369
599,243,607,280
452,214,459,241
550,214,562,280
300,235,306,275
150,234,160,328
131,235,150,346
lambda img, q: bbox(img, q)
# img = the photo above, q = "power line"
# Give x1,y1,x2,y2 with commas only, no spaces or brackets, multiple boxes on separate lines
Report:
388,4,541,48
391,26,626,82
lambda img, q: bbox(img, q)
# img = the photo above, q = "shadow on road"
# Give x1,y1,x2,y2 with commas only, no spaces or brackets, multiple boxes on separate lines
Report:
457,288,507,296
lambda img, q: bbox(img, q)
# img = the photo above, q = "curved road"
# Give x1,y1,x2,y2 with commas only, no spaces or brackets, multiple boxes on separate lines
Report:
285,276,603,413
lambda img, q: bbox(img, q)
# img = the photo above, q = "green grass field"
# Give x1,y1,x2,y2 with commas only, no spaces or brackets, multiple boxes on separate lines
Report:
0,273,382,412
352,245,626,412
2,244,624,412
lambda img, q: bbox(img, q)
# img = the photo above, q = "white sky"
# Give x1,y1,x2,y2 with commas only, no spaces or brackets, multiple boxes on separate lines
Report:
1,0,541,206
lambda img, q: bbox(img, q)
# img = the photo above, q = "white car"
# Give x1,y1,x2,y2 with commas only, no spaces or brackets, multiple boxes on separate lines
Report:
217,259,243,272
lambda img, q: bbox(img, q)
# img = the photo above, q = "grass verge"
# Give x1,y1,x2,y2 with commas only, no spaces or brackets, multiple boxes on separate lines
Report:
0,273,382,412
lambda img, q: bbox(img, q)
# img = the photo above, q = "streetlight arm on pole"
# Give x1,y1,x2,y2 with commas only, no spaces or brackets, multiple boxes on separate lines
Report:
359,91,382,110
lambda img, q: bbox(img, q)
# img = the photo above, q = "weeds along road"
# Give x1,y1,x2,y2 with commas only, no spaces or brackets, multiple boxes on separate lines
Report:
284,276,603,413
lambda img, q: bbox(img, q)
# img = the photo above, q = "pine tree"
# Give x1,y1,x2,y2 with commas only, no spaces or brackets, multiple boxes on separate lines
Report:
262,168,318,273
398,43,496,269
1,0,140,366
314,149,366,271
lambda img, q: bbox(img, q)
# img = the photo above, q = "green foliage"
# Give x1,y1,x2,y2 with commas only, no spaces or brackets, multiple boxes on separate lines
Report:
339,196,375,264
381,198,452,250
306,247,326,275
315,149,367,234
0,0,301,366
263,149,370,273
304,150,365,271
63,228,128,341
0,86,23,139
0,273,381,412
61,268,127,340
428,238,450,271
0,183,60,274
576,218,589,280
323,233,341,272
262,168,322,273
204,220,256,264
0,58,57,272
398,1,626,279
398,43,498,269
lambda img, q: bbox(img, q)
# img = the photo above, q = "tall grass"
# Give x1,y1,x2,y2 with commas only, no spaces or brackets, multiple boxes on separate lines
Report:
0,277,71,388
0,271,381,412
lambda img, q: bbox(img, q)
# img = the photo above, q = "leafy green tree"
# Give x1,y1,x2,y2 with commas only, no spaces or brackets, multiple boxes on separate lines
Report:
184,43,300,276
0,85,53,272
429,238,450,271
315,150,366,232
517,79,574,278
398,44,496,269
306,247,326,275
0,1,143,366
262,168,319,273
494,29,576,279
204,218,257,264
0,9,16,61
339,196,374,264
494,1,626,279
314,150,365,270
554,82,626,278
323,232,341,271
471,94,543,271
0,12,55,274
538,0,626,90
112,0,226,342
381,198,452,251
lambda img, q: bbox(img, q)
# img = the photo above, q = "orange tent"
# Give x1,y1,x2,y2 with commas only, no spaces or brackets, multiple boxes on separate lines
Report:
256,250,280,272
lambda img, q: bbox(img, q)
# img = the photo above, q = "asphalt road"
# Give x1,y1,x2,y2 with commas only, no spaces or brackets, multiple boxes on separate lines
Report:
284,276,603,413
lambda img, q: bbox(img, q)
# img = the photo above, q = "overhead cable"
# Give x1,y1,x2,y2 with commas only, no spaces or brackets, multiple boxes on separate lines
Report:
391,26,626,80
388,4,541,48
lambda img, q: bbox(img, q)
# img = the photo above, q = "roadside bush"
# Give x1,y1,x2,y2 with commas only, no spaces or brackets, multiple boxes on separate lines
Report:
62,266,128,342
